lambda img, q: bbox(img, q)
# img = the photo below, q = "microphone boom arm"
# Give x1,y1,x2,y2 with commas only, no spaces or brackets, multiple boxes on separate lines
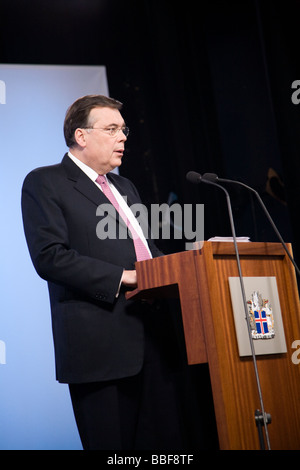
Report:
203,174,300,277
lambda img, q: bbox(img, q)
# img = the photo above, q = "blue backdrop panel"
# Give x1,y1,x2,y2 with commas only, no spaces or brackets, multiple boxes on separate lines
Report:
0,64,109,449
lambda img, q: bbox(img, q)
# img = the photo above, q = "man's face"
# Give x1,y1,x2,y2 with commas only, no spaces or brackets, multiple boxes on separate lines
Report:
76,106,127,174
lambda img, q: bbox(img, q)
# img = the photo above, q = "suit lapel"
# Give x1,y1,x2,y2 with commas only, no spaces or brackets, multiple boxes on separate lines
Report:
61,155,129,230
107,172,136,206
61,153,107,206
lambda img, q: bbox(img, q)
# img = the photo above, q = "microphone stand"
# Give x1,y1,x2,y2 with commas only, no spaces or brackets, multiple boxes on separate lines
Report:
199,178,272,450
202,173,300,277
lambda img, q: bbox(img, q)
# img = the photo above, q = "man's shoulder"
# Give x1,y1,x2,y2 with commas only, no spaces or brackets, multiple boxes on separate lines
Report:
22,156,67,191
26,162,61,176
23,153,71,179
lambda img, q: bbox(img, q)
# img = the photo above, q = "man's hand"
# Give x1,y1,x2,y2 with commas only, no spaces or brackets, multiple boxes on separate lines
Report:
121,270,137,288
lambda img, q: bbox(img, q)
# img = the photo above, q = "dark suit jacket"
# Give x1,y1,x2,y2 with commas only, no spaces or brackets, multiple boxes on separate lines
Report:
21,154,162,384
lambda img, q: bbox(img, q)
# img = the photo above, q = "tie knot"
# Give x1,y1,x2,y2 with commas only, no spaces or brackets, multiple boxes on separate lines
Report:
96,174,106,185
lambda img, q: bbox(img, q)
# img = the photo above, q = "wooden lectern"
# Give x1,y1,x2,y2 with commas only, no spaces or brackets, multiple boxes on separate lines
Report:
126,242,300,450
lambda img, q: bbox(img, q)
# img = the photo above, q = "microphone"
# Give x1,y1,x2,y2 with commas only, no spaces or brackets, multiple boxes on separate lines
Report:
186,171,202,184
201,173,300,277
186,169,272,449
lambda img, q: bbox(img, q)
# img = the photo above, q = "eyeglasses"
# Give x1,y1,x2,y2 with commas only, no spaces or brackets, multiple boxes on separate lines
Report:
83,126,130,137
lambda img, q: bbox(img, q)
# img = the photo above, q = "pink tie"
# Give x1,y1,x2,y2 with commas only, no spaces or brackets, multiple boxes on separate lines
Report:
96,175,151,262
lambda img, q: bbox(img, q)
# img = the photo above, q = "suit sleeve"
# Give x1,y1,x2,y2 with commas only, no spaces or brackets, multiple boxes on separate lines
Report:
21,169,124,304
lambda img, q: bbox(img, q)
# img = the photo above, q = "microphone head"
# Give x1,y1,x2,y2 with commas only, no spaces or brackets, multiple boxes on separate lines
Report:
202,173,218,182
186,171,202,184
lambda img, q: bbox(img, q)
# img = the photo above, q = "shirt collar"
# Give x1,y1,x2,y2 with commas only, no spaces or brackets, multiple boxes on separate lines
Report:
68,151,102,183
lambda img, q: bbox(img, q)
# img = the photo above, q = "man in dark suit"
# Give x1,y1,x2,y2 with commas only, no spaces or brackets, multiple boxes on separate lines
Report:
21,95,185,450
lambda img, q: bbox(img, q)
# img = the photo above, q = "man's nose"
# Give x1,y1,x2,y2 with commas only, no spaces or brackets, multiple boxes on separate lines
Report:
119,130,127,141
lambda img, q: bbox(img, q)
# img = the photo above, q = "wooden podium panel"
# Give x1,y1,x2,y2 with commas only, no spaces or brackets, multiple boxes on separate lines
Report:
129,249,208,365
196,242,300,450
127,242,300,450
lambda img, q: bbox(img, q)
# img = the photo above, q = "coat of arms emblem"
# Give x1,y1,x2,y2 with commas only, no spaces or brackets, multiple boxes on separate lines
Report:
247,291,275,340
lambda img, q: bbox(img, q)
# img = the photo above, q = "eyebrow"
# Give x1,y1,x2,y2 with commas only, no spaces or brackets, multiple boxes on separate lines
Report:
104,121,126,127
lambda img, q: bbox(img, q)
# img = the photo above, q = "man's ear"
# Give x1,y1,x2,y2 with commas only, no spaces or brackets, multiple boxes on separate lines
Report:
74,128,87,148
